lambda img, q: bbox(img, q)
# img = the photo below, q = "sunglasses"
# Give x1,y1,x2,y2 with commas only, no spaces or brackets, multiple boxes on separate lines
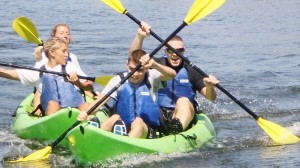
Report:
166,48,185,54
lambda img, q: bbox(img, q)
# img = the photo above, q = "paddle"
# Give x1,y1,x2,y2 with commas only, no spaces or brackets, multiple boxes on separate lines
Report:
101,0,300,144
0,62,112,86
13,16,43,45
9,0,223,162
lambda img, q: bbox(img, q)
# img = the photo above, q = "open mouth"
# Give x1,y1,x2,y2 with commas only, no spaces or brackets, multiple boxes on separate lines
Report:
130,76,139,81
171,57,180,64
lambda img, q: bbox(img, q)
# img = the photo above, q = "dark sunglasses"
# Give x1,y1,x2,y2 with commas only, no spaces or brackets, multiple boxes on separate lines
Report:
166,48,185,54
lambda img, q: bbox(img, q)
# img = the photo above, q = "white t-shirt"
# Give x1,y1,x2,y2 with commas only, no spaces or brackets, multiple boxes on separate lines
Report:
16,61,86,93
16,51,86,88
101,69,162,101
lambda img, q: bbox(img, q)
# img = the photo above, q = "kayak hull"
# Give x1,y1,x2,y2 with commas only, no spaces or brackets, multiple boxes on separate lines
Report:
12,93,106,147
66,113,215,164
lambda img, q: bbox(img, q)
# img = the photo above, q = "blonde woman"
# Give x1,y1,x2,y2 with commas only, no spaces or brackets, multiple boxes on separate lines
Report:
25,37,91,115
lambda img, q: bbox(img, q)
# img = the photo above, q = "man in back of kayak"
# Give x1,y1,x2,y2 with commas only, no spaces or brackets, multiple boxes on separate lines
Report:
129,21,219,135
77,49,176,138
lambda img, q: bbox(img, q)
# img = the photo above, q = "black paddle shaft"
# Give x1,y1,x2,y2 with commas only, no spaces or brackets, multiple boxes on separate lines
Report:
0,62,95,81
125,12,259,120
51,22,187,148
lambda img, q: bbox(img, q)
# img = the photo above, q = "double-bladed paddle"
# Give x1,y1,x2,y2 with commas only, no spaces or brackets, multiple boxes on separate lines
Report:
9,0,224,162
100,0,300,144
0,62,112,87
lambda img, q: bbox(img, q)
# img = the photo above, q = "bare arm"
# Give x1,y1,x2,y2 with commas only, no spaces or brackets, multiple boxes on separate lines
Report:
67,72,94,90
129,21,151,56
151,60,176,81
78,80,94,90
77,76,120,121
140,54,176,81
0,68,20,81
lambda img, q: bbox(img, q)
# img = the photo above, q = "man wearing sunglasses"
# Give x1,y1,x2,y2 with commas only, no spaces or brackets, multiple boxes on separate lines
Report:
129,21,219,135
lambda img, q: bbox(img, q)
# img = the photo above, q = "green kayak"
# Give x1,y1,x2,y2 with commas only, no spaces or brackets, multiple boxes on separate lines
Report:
66,113,215,164
12,93,107,147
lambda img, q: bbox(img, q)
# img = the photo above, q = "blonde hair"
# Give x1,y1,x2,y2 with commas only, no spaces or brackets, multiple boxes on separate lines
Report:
51,24,71,38
34,37,67,60
34,24,71,61
51,24,72,44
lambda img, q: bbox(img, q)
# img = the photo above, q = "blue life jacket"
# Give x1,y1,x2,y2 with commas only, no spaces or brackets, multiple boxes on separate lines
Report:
40,65,84,111
114,72,160,127
157,67,195,109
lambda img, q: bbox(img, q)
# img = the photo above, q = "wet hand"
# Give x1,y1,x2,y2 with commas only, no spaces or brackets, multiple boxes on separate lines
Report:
140,54,154,68
138,21,151,37
67,72,79,84
77,111,88,121
92,91,101,100
203,75,219,86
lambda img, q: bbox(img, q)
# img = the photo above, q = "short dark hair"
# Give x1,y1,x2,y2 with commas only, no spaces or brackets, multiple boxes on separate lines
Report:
169,35,183,42
128,49,147,64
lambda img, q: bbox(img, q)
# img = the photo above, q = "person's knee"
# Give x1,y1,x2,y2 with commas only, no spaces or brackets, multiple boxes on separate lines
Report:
175,97,195,115
111,114,121,120
131,117,144,127
45,100,60,115
47,100,59,107
176,97,190,105
101,114,120,131
129,117,148,138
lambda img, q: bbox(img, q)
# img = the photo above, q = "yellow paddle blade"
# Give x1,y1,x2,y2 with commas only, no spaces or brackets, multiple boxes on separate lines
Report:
258,117,300,144
9,146,52,162
95,75,113,86
12,16,42,45
100,0,126,14
184,0,225,25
